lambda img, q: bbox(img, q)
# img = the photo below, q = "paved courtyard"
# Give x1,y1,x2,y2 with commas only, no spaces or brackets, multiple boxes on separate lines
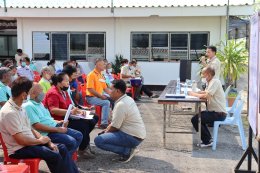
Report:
0,95,258,173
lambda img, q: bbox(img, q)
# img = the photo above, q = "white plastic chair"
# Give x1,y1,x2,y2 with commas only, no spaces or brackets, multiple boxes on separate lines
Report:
224,85,232,107
212,99,246,150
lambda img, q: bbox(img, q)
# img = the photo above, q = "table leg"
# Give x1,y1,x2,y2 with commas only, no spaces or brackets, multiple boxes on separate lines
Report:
197,103,202,147
163,104,167,147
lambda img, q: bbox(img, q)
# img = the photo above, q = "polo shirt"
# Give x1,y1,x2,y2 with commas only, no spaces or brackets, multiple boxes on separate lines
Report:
86,69,107,96
39,78,51,94
206,79,227,113
0,81,11,106
43,86,71,120
0,99,35,155
17,66,34,81
111,94,146,139
23,100,57,136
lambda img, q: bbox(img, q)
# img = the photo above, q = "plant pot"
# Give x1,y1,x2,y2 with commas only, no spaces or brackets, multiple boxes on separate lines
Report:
228,97,236,107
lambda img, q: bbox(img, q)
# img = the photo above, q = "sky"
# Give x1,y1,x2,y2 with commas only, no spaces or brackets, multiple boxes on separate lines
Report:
0,0,254,8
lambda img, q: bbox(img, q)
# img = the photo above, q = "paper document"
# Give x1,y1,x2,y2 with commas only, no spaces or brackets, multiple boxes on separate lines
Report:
70,110,94,120
63,104,73,127
185,95,199,99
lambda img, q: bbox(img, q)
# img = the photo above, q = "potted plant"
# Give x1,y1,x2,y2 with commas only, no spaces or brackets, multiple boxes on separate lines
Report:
216,39,248,88
216,39,248,105
111,54,124,74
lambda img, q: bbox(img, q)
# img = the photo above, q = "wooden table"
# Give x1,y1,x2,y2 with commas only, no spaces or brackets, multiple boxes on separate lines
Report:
158,80,206,147
0,164,29,173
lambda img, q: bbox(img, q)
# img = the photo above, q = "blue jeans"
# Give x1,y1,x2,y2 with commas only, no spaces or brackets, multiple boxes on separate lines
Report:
48,127,83,156
94,131,142,156
68,115,98,150
86,96,110,125
10,143,78,173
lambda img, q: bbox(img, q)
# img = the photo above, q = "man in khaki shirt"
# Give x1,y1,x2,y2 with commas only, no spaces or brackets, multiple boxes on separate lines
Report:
201,46,221,79
188,67,226,147
0,77,79,173
94,79,146,163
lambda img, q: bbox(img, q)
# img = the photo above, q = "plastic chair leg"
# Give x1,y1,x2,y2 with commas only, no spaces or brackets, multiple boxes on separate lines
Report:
212,123,220,150
238,119,247,150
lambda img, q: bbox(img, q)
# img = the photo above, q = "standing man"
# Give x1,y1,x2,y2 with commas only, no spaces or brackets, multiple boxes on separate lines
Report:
0,77,79,173
95,80,146,162
201,46,221,79
0,67,12,108
86,58,111,129
15,49,28,67
188,67,227,147
17,58,34,81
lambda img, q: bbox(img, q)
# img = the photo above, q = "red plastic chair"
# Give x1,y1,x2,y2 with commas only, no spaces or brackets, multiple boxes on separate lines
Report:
0,133,41,173
95,106,102,128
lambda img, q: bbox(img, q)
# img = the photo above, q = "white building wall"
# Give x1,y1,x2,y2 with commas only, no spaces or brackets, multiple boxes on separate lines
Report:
17,16,226,85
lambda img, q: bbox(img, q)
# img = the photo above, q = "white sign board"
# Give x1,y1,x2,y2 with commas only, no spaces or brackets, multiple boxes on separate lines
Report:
248,13,260,136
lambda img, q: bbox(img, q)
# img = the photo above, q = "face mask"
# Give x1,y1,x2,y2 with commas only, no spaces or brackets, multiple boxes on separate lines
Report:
21,62,26,67
36,92,45,103
201,78,207,83
107,68,112,73
61,86,69,91
101,70,106,75
27,94,30,100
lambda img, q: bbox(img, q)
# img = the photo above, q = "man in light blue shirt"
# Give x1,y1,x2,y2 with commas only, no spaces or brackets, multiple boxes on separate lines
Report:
0,67,12,108
23,83,83,156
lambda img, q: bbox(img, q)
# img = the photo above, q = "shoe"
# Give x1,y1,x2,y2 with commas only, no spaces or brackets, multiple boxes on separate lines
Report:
100,124,108,129
151,94,159,98
86,145,95,154
134,98,140,101
78,149,95,159
119,148,139,163
197,141,213,148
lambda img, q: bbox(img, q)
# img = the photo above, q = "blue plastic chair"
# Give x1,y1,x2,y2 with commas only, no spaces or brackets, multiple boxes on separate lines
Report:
212,99,246,150
224,85,231,107
226,90,242,117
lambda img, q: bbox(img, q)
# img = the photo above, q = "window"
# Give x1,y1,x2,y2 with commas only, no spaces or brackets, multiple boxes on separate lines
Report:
151,33,168,61
52,33,68,60
70,33,86,60
131,33,149,61
33,32,50,60
170,34,188,60
32,32,106,61
190,33,208,61
0,35,17,58
131,32,209,62
88,33,105,60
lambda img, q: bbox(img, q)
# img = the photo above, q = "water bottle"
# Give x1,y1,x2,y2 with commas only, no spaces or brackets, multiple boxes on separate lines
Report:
184,82,188,96
176,78,180,94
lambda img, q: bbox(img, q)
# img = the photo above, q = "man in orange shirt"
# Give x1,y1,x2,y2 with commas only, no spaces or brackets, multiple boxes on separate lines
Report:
86,59,111,129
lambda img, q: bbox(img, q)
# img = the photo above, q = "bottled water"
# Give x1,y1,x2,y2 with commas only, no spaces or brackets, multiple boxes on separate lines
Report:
176,78,180,94
184,82,188,96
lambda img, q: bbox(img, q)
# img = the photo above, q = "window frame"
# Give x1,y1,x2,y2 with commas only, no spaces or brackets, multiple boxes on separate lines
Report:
130,31,209,62
32,31,106,61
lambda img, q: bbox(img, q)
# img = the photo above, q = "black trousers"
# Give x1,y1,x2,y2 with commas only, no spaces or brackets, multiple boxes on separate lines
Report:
68,114,98,150
141,85,153,97
191,111,226,144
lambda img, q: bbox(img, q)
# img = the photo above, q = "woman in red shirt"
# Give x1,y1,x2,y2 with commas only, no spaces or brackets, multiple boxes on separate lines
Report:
43,72,98,158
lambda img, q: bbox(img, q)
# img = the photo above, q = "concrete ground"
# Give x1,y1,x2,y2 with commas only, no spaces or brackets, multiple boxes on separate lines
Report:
0,95,259,173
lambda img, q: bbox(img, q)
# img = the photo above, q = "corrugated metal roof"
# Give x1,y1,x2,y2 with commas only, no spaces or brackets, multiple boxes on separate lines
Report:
0,0,253,9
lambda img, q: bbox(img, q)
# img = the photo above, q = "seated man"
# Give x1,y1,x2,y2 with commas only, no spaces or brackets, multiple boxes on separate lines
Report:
0,67,12,108
23,83,83,157
189,67,227,147
95,80,146,162
120,59,142,101
86,58,111,129
17,58,34,81
0,77,79,173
